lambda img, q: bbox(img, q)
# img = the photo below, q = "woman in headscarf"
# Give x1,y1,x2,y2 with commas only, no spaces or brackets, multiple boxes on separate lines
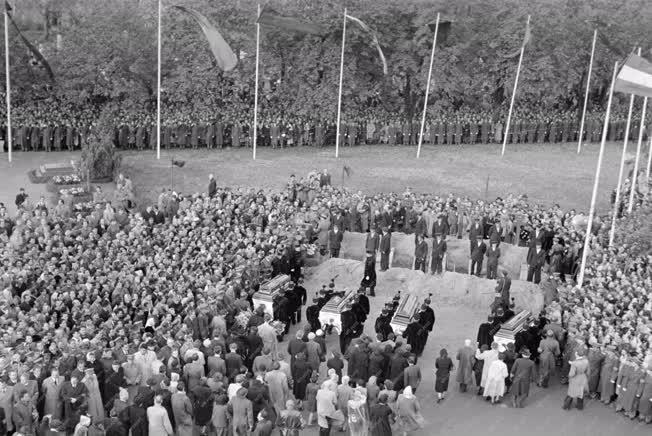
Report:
347,389,369,436
378,380,398,413
395,386,424,435
73,415,91,436
229,387,253,436
366,376,381,411
484,352,508,404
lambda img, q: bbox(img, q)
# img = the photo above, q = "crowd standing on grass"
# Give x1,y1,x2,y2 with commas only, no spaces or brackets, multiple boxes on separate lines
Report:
0,164,650,435
1,98,650,151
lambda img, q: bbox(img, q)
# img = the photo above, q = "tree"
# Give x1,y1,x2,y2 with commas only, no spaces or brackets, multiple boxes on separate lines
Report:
80,108,121,187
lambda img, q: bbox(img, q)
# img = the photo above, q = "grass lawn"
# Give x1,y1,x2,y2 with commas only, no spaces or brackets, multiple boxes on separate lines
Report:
118,141,629,211
0,141,635,213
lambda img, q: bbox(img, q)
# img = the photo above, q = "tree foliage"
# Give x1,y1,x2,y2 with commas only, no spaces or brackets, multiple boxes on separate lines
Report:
4,0,652,117
80,108,121,184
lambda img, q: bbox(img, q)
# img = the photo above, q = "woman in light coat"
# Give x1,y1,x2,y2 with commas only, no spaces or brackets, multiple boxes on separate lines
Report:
483,353,508,403
563,349,589,410
395,386,424,435
82,369,105,422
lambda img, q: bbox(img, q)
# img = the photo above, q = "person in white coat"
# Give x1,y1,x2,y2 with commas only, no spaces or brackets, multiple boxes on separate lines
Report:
147,394,174,435
475,342,499,395
42,367,65,419
484,353,509,403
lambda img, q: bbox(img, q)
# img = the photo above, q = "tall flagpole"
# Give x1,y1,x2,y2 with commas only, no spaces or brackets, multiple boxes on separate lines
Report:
501,15,530,156
627,96,647,213
4,9,12,163
577,61,618,288
608,50,638,247
646,136,651,181
252,4,260,160
156,0,162,160
335,8,347,159
416,13,439,159
577,29,597,154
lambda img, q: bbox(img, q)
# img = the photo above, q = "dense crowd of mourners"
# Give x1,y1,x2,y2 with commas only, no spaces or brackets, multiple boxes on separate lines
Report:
0,164,650,435
1,96,651,151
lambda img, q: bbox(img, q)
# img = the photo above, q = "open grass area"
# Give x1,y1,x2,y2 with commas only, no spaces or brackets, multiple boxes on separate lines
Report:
118,141,628,211
0,141,634,213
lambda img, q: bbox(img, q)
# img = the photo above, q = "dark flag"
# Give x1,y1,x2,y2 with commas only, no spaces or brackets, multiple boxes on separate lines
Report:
343,165,353,178
427,20,452,45
501,19,532,59
5,1,55,82
257,6,327,35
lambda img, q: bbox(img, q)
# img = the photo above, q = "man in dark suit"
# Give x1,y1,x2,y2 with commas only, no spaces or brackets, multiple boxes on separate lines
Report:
361,251,377,296
414,234,428,272
468,217,483,245
319,169,331,187
207,174,217,198
526,241,546,284
328,224,344,258
496,270,512,307
431,234,447,275
470,235,486,277
414,212,428,242
365,227,380,254
379,227,392,271
431,213,449,237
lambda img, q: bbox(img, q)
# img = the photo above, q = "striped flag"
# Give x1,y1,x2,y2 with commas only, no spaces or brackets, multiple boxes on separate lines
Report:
615,54,652,98
257,6,326,35
171,5,237,71
345,14,388,75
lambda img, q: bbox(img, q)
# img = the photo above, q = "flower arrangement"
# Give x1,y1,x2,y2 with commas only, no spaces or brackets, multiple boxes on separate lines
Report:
73,201,95,213
60,187,88,197
52,174,82,185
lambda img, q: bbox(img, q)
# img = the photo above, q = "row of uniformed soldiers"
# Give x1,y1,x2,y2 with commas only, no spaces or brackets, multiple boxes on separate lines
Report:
1,116,648,151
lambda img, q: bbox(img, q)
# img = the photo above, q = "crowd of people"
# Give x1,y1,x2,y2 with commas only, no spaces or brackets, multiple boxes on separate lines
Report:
1,97,650,151
0,161,650,435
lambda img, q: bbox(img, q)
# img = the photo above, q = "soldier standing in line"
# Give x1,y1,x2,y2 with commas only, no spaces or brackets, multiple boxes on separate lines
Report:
205,122,215,149
536,118,546,144
400,118,409,145
411,118,419,145
315,120,324,147
136,125,146,150
387,119,396,146
549,116,558,143
53,124,63,151
231,120,241,148
469,119,479,144
481,118,490,144
30,125,40,151
190,124,200,149
455,118,463,145
348,121,357,147
561,115,569,143
494,120,503,144
215,119,224,148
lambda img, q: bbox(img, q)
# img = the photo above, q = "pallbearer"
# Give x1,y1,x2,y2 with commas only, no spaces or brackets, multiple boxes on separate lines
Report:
375,307,394,341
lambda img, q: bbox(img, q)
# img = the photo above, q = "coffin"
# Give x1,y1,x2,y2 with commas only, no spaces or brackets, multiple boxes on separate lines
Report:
390,294,420,336
318,288,357,334
252,274,291,316
494,310,531,347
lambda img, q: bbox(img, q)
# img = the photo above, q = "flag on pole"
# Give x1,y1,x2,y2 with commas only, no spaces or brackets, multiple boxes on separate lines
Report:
257,6,326,35
615,54,652,98
171,5,237,71
501,19,531,59
343,164,353,178
427,20,452,45
345,14,388,75
5,1,55,82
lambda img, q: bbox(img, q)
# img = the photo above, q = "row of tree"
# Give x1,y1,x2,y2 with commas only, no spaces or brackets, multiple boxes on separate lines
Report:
4,0,652,120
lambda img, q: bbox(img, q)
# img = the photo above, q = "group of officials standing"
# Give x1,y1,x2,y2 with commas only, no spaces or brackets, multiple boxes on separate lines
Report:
2,110,647,151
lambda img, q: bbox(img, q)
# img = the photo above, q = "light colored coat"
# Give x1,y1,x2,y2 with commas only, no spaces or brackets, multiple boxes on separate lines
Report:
264,370,289,413
257,322,279,359
147,404,174,435
171,392,194,436
42,376,65,419
567,357,589,398
455,346,475,386
475,348,499,388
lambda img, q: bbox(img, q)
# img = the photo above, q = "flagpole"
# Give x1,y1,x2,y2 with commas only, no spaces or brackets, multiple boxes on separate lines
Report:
335,8,347,159
416,13,439,159
577,61,618,289
646,136,651,181
4,9,12,163
501,15,529,156
156,0,162,160
627,96,647,213
608,84,635,247
252,4,261,161
577,29,597,154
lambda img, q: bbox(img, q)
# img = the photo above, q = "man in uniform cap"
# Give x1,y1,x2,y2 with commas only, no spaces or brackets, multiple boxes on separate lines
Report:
305,295,321,333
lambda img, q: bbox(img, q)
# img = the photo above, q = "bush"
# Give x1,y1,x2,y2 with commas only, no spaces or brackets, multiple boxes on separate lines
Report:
80,109,122,183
